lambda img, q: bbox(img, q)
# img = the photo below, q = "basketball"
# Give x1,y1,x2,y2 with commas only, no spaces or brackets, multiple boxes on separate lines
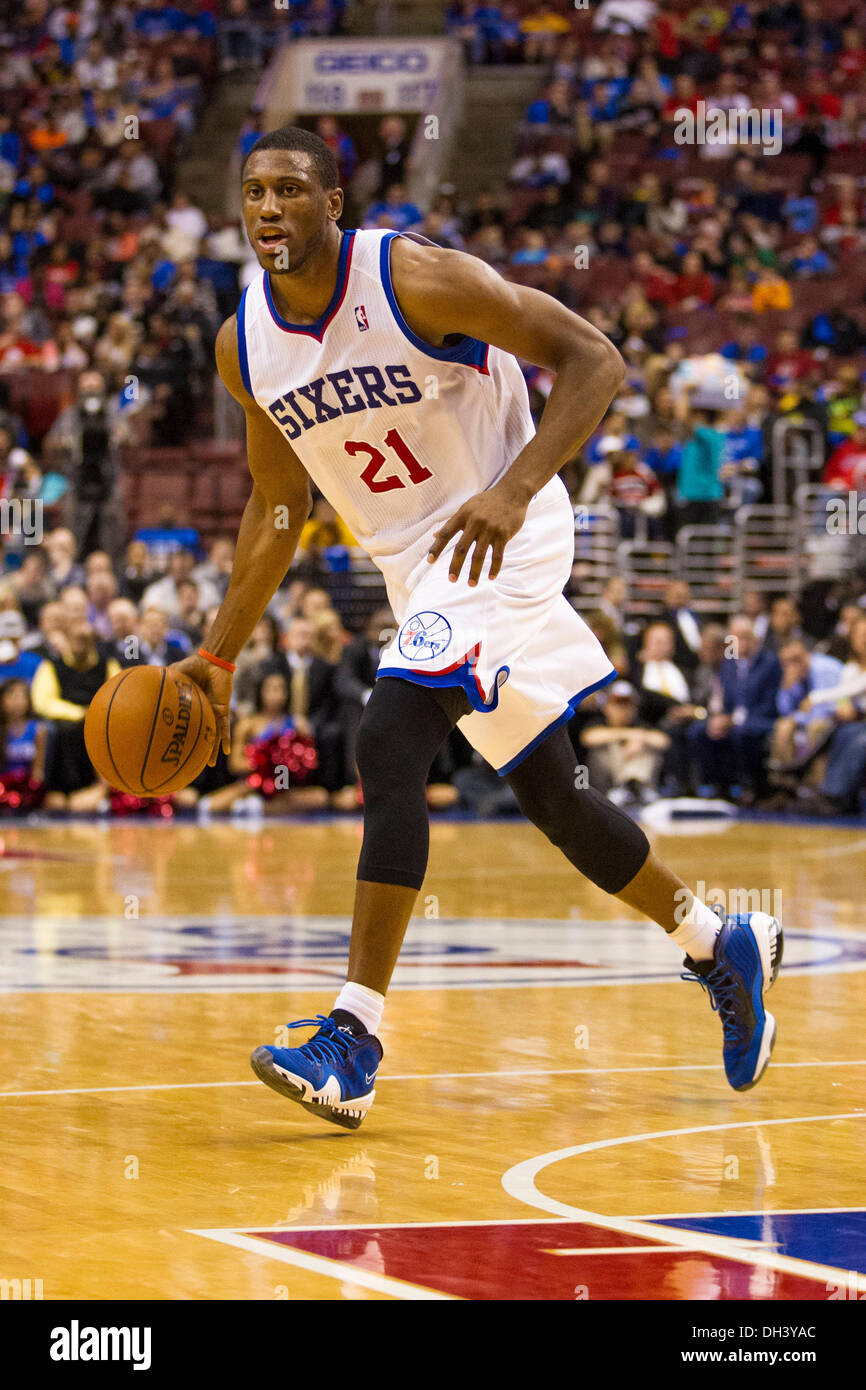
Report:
84,666,217,797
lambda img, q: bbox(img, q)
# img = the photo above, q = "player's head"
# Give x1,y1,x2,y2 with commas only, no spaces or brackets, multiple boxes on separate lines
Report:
241,125,343,275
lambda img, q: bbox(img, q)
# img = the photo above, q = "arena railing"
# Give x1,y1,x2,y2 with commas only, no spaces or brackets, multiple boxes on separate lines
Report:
734,504,799,604
771,418,826,507
617,539,676,619
675,525,739,617
794,483,864,581
571,503,619,603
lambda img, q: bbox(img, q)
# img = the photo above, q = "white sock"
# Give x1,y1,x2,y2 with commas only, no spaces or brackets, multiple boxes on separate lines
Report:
332,981,385,1036
669,897,720,962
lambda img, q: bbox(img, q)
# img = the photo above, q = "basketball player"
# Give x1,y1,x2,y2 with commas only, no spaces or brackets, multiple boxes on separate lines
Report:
173,128,782,1129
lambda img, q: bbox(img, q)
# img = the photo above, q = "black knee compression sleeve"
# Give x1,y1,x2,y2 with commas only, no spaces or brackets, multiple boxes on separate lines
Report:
355,677,463,890
506,728,650,895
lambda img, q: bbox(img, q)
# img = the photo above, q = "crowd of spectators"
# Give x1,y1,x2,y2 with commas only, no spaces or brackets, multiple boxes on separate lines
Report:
570,575,866,816
0,0,293,482
3,526,866,818
0,523,470,815
219,0,346,71
4,1,866,820
430,3,866,537
291,4,866,539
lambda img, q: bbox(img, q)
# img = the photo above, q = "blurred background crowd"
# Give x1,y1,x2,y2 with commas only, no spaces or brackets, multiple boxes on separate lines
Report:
2,0,866,820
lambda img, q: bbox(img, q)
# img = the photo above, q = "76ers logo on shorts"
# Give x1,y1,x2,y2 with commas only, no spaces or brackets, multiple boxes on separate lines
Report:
398,612,452,662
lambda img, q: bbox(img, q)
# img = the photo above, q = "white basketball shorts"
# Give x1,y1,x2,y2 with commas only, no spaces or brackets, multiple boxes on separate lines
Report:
375,475,617,774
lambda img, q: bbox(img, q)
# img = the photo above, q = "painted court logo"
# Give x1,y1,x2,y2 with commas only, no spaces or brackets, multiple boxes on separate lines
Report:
398,611,452,662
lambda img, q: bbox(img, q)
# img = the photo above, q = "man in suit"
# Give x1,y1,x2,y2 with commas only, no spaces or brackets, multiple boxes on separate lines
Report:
688,614,782,800
137,607,190,667
633,620,692,726
260,616,343,791
657,623,727,796
658,579,702,673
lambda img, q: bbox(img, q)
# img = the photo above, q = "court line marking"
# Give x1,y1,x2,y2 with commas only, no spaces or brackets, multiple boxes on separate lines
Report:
202,1208,866,1234
13,813,866,836
187,1228,456,1300
227,1217,589,1232
545,1245,716,1255
2,1058,865,1099
776,835,866,860
633,1204,866,1221
190,1213,856,1299
501,1111,866,1293
9,966,866,994
5,968,866,996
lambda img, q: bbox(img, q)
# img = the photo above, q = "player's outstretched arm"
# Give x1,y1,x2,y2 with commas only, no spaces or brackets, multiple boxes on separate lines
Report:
169,315,313,761
390,237,626,585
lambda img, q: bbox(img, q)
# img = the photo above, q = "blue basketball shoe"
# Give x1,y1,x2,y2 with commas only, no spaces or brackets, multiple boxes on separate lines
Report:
250,1015,382,1130
682,911,783,1091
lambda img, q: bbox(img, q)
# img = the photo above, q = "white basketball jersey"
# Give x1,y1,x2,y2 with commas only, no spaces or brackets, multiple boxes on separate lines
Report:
238,227,536,563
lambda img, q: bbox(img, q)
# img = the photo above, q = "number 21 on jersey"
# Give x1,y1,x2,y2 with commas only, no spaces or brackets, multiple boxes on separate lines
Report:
346,428,433,494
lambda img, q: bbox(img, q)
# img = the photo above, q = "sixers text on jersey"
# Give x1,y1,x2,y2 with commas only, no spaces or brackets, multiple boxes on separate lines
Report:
267,363,422,440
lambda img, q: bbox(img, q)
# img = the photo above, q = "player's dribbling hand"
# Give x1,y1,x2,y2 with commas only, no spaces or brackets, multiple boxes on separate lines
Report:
168,654,233,765
426,482,530,586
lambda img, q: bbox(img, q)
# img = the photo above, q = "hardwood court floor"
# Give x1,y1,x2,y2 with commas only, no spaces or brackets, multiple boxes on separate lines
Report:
0,815,864,1300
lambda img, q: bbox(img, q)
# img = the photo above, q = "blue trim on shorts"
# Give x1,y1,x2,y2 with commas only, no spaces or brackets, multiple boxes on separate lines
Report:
376,659,509,714
495,667,619,777
237,287,253,398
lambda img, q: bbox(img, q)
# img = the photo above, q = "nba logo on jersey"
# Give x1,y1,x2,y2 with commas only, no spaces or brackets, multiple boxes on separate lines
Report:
399,612,452,662
354,304,369,331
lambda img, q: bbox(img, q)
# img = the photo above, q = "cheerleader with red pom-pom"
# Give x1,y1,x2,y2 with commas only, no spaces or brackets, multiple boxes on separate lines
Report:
0,679,47,814
200,671,328,815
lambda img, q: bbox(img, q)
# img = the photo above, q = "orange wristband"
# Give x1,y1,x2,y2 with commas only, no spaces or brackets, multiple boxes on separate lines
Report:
198,647,236,673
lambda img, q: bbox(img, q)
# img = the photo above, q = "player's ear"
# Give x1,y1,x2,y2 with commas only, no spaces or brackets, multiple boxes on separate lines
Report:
327,187,344,222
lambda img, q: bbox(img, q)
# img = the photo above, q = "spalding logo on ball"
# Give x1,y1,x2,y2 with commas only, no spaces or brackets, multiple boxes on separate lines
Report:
84,666,217,796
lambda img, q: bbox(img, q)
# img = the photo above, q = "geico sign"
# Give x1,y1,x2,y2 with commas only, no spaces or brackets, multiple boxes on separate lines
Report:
314,50,429,74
